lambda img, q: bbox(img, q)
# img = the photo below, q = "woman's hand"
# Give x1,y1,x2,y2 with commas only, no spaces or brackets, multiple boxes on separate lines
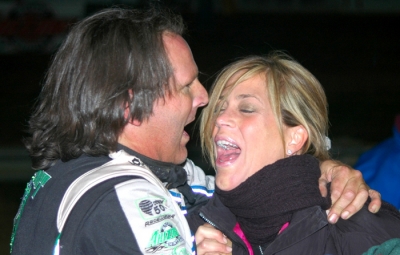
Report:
195,223,232,255
319,160,382,224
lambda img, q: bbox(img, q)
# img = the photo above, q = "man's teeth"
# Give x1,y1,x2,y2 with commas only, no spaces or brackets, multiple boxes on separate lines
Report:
216,140,238,150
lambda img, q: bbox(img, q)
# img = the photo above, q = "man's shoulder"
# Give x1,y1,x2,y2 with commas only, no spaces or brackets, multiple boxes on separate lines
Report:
65,175,192,254
47,154,111,177
10,154,112,254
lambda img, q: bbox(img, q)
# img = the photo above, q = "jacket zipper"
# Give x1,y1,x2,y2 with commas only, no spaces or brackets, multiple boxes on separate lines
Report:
199,212,250,255
199,212,218,228
259,245,264,255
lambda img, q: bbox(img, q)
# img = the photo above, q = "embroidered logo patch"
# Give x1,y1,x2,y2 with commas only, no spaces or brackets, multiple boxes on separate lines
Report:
138,198,168,217
31,170,52,199
10,170,51,253
139,200,154,215
146,222,188,254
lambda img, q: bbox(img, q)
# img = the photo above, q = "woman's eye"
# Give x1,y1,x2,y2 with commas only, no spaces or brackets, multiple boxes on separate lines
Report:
240,106,255,113
215,107,226,114
240,109,254,113
213,105,223,113
214,101,227,114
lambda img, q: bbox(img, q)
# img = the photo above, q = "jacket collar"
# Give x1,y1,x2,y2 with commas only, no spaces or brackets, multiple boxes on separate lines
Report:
263,206,329,254
200,195,329,255
116,143,185,171
199,195,250,252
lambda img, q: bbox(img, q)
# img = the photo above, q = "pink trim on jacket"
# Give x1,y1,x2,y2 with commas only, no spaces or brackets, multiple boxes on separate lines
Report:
233,223,254,255
233,222,290,255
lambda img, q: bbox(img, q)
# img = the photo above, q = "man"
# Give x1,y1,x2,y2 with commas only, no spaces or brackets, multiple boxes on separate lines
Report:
10,6,380,255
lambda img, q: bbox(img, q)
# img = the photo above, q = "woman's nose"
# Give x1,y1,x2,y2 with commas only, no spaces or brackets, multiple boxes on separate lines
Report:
215,109,234,128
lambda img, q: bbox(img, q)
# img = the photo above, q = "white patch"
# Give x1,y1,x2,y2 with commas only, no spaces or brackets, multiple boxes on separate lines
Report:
115,179,191,254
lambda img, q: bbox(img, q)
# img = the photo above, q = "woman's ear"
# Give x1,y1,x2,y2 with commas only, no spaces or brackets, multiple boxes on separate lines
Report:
285,125,308,156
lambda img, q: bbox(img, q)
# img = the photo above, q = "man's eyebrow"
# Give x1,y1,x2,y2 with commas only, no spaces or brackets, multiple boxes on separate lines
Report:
187,71,199,85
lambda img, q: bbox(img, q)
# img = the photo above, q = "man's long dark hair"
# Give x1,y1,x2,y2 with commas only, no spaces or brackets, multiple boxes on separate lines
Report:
24,7,185,170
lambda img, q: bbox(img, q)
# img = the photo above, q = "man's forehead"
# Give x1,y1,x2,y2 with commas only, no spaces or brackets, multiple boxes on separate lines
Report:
162,32,186,51
163,33,198,84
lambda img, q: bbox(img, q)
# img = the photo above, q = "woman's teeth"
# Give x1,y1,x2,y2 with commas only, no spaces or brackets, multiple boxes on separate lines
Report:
216,140,238,150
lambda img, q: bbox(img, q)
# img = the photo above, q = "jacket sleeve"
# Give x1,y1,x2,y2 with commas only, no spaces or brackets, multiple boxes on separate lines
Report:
362,238,400,255
183,158,215,232
334,202,400,254
63,178,193,254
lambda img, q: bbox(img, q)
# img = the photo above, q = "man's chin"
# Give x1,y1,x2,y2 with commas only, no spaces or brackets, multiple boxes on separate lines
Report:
169,144,187,165
182,131,190,143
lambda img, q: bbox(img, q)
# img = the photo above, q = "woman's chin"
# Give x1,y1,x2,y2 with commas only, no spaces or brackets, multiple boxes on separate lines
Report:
216,174,240,191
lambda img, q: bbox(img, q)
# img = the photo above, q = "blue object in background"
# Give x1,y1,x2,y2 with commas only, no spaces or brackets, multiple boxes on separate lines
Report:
354,115,400,209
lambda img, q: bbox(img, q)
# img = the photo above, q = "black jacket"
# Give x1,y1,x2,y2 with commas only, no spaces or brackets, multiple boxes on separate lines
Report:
193,194,400,255
10,145,212,255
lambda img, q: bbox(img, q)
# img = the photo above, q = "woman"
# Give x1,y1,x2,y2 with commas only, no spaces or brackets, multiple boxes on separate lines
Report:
195,53,400,255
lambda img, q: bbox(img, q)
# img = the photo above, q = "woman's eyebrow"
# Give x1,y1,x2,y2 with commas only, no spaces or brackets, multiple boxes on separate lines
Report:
236,93,262,103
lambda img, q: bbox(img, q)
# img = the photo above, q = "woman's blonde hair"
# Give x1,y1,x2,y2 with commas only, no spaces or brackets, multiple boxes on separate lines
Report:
200,52,330,168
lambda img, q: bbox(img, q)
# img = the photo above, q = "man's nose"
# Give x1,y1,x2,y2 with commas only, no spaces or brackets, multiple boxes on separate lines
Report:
194,81,209,107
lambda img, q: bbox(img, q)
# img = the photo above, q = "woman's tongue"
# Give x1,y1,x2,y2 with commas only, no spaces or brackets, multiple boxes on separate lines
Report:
217,147,241,163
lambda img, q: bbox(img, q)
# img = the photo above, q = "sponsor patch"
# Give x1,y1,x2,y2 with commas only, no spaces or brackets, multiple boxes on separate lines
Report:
10,170,51,252
146,222,189,254
138,198,169,217
145,214,175,227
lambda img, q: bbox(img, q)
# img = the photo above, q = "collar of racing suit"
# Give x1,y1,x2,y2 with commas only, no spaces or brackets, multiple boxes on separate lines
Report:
117,143,196,204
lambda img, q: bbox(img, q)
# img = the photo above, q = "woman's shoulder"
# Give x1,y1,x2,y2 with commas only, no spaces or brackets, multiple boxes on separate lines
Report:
332,202,400,254
335,202,400,231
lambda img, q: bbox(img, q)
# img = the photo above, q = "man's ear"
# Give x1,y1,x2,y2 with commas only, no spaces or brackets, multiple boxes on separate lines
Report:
285,125,308,155
124,89,141,126
124,108,141,126
130,118,142,126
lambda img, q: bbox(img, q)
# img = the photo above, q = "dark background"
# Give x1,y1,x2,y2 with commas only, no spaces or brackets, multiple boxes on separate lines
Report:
1,1,400,253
